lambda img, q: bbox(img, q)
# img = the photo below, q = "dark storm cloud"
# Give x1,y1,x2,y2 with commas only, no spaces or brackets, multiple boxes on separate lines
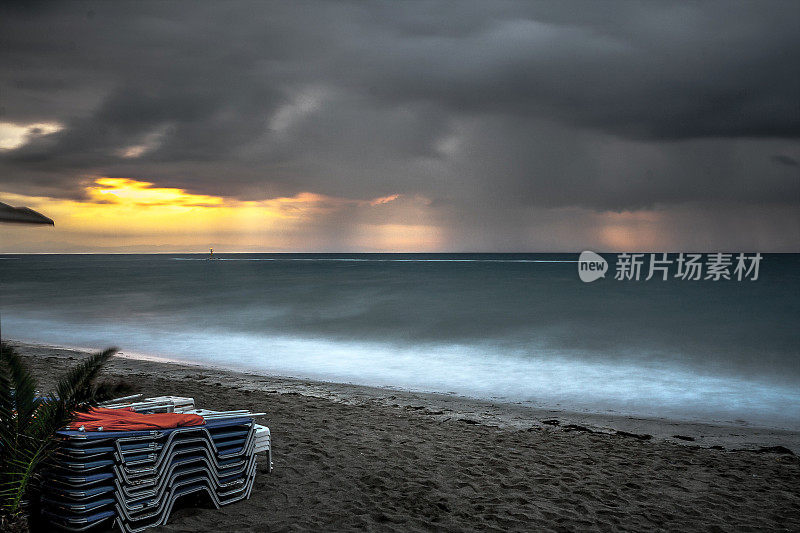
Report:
772,154,799,167
0,0,798,244
347,4,800,140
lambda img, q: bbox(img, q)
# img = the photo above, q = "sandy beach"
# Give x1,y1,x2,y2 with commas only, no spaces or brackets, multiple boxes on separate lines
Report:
13,341,800,532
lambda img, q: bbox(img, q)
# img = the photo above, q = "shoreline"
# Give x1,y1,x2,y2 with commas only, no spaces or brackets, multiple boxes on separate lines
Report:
11,340,800,453
9,340,800,531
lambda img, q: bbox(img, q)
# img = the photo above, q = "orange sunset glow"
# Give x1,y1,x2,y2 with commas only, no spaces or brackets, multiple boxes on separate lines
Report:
0,177,444,252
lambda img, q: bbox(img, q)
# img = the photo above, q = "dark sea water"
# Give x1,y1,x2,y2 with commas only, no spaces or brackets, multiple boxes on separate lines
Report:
1,253,798,428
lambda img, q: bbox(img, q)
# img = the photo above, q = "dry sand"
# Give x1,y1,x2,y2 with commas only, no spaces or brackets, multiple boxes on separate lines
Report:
13,341,800,532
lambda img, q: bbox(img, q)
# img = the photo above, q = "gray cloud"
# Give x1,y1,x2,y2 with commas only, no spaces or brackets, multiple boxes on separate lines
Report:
772,154,799,167
0,1,798,248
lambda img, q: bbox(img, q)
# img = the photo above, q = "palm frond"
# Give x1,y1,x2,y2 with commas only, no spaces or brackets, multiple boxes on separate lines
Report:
57,347,118,408
0,346,16,443
0,344,38,435
0,343,16,422
28,347,117,442
0,344,118,520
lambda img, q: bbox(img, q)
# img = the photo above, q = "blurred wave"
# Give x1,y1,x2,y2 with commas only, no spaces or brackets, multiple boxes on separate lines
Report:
1,253,798,428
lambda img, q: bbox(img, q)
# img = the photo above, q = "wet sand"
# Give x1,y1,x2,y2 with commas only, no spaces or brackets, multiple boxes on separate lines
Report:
13,341,800,532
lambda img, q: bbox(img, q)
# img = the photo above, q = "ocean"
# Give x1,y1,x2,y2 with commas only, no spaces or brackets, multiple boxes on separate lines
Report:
1,253,798,429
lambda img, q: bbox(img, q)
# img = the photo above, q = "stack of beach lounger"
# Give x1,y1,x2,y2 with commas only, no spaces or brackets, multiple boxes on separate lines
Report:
39,395,271,532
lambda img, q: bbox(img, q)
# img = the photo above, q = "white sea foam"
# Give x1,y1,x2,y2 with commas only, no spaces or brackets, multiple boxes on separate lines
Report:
6,315,799,430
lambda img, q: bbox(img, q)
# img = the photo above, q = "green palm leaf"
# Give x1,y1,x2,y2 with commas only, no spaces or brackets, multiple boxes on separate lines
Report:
0,342,117,522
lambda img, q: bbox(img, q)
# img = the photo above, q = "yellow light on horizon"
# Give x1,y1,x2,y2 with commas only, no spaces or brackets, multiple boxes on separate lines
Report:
0,177,431,252
87,178,225,207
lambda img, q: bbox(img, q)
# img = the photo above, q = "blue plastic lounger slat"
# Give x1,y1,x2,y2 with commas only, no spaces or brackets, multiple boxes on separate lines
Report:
210,429,252,441
57,429,168,440
118,441,163,452
40,496,116,515
57,445,116,457
51,458,115,471
55,436,118,448
45,471,116,488
54,451,114,463
41,508,116,531
44,484,116,502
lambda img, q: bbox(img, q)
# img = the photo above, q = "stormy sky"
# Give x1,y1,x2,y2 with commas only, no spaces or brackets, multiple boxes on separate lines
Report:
0,1,798,252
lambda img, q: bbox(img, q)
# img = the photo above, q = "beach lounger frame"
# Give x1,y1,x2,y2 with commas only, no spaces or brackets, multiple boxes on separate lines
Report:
41,414,262,532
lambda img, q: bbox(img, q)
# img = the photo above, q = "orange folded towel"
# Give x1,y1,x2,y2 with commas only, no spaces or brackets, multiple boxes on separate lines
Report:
66,407,205,431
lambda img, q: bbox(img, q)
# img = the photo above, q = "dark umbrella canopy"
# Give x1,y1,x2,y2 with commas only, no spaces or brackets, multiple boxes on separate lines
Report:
0,202,54,225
